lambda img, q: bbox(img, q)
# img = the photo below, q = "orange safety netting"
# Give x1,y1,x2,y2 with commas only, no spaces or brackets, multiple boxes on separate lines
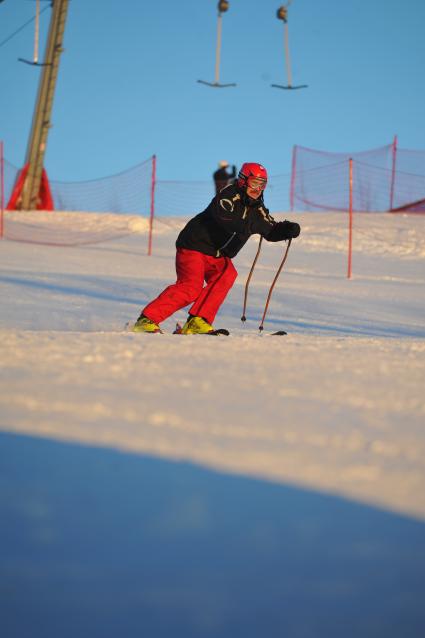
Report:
290,142,425,212
4,156,154,215
2,144,425,227
2,156,292,218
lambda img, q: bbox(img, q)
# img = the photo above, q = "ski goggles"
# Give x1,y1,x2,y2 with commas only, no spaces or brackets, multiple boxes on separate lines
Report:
247,176,267,191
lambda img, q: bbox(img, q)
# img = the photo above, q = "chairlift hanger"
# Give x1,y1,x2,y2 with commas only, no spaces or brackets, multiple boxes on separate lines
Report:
271,3,307,91
198,1,236,88
18,0,50,67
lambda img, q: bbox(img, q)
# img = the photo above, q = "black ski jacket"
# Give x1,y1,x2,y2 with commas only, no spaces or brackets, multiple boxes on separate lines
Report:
176,183,293,259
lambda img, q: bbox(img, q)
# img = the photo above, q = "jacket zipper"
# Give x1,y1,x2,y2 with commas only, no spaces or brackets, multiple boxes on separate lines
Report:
216,232,236,257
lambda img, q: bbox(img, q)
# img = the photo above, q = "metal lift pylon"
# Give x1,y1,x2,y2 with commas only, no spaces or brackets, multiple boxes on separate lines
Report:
18,0,50,67
19,0,69,210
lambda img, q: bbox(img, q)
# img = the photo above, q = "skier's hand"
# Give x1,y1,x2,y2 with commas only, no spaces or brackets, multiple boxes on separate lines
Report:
286,221,301,238
267,220,301,242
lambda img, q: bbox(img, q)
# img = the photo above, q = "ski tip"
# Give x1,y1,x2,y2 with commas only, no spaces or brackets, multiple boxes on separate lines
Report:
173,322,183,334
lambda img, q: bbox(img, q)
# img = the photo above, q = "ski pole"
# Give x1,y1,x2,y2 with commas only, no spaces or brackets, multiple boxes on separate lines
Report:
259,238,292,332
241,236,263,322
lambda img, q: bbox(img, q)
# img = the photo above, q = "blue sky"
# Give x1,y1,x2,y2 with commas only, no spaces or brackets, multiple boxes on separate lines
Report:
1,0,424,182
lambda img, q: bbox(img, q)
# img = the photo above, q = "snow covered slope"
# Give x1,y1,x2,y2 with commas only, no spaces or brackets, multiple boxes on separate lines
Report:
1,211,424,637
1,211,424,516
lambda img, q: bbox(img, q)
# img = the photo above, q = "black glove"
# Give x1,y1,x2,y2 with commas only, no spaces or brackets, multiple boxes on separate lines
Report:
267,220,301,242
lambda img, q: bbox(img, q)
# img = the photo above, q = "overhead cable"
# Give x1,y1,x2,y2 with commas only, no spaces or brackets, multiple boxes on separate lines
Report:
0,3,50,51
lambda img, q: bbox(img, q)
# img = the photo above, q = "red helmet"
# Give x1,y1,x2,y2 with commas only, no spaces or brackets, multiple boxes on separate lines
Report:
237,162,268,190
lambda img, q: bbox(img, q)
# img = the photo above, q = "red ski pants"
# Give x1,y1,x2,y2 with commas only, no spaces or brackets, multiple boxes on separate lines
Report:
142,248,237,325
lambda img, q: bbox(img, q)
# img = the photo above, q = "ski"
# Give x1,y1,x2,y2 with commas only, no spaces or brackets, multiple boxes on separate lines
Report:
125,321,229,335
126,321,283,336
207,328,230,336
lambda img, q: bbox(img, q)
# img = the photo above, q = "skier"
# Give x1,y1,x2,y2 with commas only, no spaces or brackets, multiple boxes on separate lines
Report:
213,160,237,194
133,162,301,334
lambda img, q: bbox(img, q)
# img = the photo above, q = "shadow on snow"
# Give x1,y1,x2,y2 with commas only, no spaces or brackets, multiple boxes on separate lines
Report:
1,432,424,638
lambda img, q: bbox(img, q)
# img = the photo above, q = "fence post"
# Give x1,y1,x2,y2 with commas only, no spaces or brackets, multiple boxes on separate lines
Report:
289,145,297,211
148,154,156,256
347,158,353,279
389,134,397,211
0,141,4,239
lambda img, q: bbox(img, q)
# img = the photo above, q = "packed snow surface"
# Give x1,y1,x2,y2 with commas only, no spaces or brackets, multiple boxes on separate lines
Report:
2,211,424,517
1,210,424,637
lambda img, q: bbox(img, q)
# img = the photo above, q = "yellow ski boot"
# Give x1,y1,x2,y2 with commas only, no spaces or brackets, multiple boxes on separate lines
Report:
181,316,215,334
132,315,162,333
